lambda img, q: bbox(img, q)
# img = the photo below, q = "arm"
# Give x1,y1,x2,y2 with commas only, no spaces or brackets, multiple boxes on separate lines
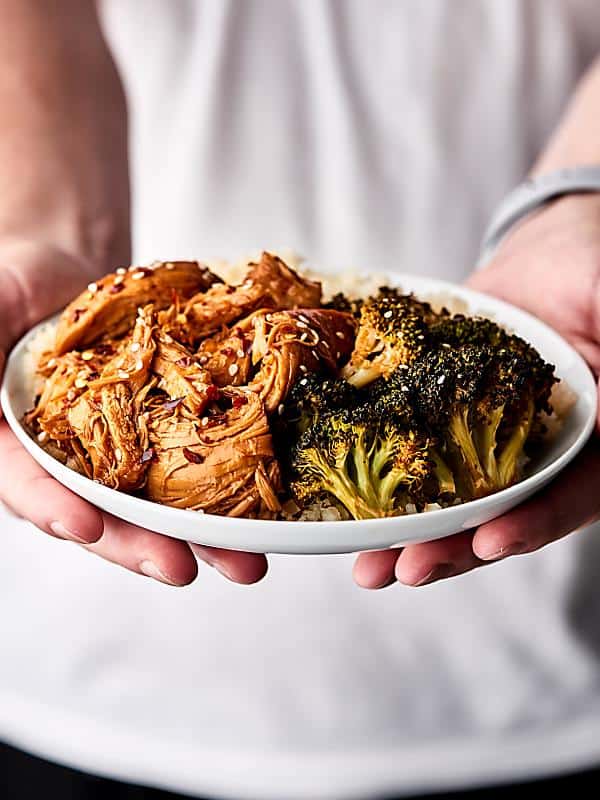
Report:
0,1,266,587
0,0,129,345
355,55,600,589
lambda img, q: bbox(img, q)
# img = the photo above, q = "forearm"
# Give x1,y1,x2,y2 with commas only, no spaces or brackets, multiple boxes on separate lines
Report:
0,0,129,266
533,55,600,174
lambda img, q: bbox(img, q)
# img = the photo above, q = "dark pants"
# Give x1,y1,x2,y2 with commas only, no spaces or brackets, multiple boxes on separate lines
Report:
1,740,599,799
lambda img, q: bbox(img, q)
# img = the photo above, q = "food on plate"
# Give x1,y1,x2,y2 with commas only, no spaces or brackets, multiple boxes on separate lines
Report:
23,253,567,521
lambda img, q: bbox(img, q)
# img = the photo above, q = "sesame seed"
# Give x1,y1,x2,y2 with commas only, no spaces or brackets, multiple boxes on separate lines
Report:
114,275,124,286
130,342,141,353
299,332,308,342
132,272,146,281
298,314,310,324
243,279,254,288
87,282,98,293
37,431,49,443
114,448,123,462
437,374,446,385
401,384,410,392
118,370,130,379
129,265,139,272
201,417,209,426
116,267,127,275
199,355,208,364
228,363,239,376
336,351,341,359
236,349,245,358
74,378,87,389
47,358,57,369
417,335,425,340
299,378,308,386
278,404,285,416
299,364,308,373
81,351,94,361
296,320,308,329
165,262,175,270
335,331,345,339
76,369,88,379
163,334,174,344
383,310,393,319
135,359,144,371
265,313,273,322
67,389,76,402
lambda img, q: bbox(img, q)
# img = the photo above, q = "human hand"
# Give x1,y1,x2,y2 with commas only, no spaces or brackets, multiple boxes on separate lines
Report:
354,193,600,589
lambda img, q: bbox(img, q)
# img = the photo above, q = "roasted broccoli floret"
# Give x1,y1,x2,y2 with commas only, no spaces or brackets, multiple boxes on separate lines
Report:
324,292,363,317
411,341,556,498
289,396,451,520
342,289,444,388
281,374,362,437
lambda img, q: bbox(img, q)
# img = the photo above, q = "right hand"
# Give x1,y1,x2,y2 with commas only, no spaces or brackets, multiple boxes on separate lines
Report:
0,240,269,587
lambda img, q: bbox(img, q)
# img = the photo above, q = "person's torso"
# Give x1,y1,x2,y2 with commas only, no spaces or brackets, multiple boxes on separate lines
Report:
2,2,600,797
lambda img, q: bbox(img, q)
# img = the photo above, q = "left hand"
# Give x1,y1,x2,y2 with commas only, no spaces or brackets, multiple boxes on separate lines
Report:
354,193,600,589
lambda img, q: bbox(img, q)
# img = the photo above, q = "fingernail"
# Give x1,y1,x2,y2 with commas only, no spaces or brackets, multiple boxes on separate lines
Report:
190,546,234,580
477,541,526,561
412,563,454,587
139,560,178,586
50,521,95,545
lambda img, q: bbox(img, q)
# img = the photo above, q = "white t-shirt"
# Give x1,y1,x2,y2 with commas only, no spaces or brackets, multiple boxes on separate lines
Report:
2,2,600,798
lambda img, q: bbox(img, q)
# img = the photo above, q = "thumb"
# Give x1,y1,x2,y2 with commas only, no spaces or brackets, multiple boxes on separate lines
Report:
0,239,110,419
0,239,103,347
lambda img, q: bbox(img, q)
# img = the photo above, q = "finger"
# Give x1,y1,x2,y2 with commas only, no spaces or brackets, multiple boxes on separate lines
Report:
472,442,600,561
0,421,103,544
353,549,399,589
82,513,198,587
395,530,483,586
0,349,5,420
190,544,268,585
0,240,100,342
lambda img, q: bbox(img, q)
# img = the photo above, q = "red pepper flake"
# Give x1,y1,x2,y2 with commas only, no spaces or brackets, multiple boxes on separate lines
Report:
109,283,125,294
206,384,221,403
141,447,157,464
176,356,193,367
162,397,184,411
232,395,248,409
221,347,234,356
183,447,205,464
71,308,86,322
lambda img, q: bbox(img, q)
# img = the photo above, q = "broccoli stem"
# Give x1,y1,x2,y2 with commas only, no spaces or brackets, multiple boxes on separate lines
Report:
430,449,456,496
351,431,380,507
448,408,489,497
377,466,410,510
497,398,534,488
475,405,504,487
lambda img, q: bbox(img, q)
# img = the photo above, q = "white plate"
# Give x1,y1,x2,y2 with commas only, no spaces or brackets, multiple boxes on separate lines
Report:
1,273,596,554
